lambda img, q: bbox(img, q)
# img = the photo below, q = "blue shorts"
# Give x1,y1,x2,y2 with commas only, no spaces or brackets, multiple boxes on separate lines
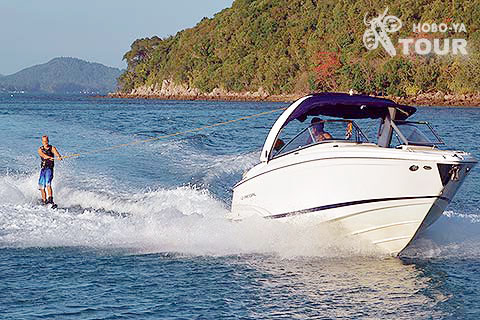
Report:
38,168,54,189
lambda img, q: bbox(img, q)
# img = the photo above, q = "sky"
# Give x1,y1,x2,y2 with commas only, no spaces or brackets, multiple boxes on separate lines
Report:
0,0,234,75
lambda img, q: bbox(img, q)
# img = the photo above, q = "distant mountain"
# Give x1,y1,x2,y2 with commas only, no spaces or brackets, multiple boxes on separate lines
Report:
0,57,122,94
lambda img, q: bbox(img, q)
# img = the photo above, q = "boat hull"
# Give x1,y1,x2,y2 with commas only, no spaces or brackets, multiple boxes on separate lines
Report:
231,146,476,255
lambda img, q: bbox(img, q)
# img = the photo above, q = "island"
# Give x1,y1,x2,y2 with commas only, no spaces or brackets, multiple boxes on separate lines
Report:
112,0,480,106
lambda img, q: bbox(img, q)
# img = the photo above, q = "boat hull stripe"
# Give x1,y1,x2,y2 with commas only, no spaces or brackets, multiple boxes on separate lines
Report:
265,195,449,219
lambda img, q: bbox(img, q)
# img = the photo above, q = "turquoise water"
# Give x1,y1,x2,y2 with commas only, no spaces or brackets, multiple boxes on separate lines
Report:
0,94,479,319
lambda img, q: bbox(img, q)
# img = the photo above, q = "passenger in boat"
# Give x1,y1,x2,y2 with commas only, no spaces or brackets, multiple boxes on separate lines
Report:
310,117,332,142
273,138,285,151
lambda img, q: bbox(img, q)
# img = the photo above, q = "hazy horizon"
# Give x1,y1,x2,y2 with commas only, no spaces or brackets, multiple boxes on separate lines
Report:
0,0,233,75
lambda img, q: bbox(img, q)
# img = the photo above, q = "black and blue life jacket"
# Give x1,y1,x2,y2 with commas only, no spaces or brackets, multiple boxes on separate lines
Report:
40,145,55,169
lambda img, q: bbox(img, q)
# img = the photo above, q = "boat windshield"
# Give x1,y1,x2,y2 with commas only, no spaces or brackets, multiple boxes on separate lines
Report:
391,121,444,147
272,120,368,158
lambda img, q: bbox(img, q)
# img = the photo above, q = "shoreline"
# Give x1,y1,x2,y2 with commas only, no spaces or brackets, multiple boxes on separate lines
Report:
106,92,299,103
105,91,480,107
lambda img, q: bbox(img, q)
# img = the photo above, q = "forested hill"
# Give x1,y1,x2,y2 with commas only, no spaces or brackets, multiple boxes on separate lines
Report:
0,57,122,94
119,0,480,98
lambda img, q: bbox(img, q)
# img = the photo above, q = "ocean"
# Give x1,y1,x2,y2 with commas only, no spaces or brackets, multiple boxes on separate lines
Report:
0,94,479,319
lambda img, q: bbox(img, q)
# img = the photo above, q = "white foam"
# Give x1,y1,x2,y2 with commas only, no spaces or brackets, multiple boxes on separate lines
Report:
0,172,39,205
150,139,260,181
1,171,478,259
0,171,381,257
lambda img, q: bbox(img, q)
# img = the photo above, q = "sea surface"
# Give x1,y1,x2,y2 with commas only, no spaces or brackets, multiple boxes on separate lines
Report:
0,93,479,319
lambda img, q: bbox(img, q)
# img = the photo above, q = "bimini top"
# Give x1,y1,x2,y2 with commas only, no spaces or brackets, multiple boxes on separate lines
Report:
286,92,416,124
260,93,417,162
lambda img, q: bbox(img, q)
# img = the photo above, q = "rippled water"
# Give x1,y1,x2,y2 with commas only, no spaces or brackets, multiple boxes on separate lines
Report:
0,94,479,319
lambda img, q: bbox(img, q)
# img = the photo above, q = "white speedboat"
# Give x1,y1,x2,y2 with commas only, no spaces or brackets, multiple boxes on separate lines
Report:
231,93,477,255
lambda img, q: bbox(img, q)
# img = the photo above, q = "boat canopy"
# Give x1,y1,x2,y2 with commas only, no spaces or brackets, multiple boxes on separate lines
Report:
260,93,417,162
286,92,416,124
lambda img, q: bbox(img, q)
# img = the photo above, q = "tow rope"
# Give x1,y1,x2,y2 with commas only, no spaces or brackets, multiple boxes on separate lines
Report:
59,107,287,160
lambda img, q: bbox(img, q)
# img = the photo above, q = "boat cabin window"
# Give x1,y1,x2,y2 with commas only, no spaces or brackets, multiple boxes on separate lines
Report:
391,121,444,147
272,119,368,158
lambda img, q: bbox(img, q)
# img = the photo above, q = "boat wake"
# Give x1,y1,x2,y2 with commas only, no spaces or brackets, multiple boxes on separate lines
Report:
0,170,478,259
401,210,480,259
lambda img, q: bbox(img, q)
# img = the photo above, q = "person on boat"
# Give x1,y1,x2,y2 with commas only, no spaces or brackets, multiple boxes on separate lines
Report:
38,135,62,205
273,138,285,152
310,117,332,142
